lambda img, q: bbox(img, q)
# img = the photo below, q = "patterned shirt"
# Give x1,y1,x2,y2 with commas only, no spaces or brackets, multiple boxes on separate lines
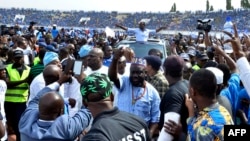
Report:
146,71,169,98
187,103,234,141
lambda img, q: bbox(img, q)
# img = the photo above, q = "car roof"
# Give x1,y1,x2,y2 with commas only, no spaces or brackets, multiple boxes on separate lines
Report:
124,36,165,45
114,39,167,60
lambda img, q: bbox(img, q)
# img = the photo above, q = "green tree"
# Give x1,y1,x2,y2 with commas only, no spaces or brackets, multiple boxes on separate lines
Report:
210,6,214,11
241,0,250,8
169,3,177,12
170,6,174,12
226,0,234,10
206,0,210,11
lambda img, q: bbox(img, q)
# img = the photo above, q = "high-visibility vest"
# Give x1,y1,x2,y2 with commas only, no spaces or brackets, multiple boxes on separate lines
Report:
33,57,40,66
5,64,30,103
192,65,200,71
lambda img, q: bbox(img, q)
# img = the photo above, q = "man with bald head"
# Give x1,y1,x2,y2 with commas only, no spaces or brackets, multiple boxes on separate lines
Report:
28,51,62,104
66,43,76,60
39,92,64,121
87,48,108,75
19,65,91,141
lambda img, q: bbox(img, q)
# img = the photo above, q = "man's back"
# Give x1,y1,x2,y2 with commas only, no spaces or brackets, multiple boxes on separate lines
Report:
19,86,91,141
82,107,150,141
159,80,189,133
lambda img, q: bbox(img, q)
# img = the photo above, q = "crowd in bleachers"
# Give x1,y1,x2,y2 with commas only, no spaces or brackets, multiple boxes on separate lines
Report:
2,6,250,141
1,8,250,31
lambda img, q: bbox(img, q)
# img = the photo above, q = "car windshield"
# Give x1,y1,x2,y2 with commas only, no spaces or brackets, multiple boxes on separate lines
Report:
116,42,166,59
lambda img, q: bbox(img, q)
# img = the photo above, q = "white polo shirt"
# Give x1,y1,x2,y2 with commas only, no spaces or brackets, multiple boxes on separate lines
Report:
127,28,156,42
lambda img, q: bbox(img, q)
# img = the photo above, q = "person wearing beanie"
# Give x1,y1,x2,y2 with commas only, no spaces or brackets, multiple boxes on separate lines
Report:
80,73,151,141
144,55,169,98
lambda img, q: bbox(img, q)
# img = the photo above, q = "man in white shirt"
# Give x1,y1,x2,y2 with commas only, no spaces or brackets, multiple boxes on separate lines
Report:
28,51,63,105
0,62,7,141
115,21,166,42
87,48,108,75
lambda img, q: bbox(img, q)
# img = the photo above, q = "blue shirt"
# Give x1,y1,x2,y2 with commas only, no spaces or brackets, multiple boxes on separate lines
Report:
19,87,92,141
116,76,161,125
103,56,113,67
220,73,241,121
236,88,250,124
51,29,59,39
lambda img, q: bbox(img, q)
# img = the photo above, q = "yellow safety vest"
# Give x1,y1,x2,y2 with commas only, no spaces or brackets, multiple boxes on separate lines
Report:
192,65,200,71
5,64,30,103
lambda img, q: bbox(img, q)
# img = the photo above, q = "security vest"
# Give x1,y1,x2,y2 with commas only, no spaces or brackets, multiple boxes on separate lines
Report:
192,64,200,71
5,64,30,103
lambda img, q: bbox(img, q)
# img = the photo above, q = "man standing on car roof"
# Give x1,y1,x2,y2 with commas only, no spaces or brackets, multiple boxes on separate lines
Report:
115,21,166,42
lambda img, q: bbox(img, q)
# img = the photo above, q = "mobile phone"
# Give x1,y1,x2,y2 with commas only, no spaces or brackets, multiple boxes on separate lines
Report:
64,58,75,74
73,60,83,75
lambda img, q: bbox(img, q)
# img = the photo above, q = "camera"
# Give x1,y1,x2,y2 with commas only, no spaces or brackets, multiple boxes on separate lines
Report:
196,19,213,32
39,27,46,32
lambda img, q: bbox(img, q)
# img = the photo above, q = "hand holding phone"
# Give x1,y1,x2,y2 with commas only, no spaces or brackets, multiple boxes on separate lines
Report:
73,60,83,75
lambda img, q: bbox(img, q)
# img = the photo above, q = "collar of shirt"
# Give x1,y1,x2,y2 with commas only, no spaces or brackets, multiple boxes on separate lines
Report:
198,102,219,115
147,71,162,81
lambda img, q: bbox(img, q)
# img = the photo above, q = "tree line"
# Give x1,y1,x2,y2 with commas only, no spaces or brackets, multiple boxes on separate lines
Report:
169,0,250,12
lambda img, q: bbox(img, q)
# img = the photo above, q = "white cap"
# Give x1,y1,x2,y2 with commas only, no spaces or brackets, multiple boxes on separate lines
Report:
53,24,57,27
206,67,224,84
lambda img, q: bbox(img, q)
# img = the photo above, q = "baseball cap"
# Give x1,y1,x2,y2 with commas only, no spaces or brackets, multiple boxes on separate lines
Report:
180,53,190,61
187,49,196,57
13,49,24,58
196,52,209,60
80,73,113,102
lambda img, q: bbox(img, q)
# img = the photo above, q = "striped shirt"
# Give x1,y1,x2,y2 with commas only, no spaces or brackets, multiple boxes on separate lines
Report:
29,63,44,81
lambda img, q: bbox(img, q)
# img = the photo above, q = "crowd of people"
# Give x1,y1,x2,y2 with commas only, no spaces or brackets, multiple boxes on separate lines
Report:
0,7,250,141
0,8,250,31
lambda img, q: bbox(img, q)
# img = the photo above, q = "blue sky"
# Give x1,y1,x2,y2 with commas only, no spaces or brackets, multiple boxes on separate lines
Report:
0,0,241,12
